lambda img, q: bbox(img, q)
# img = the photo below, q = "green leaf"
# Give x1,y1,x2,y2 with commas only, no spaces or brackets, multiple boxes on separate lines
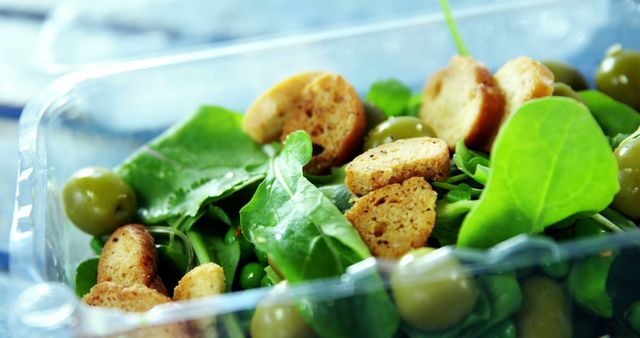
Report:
580,90,640,137
240,131,370,282
458,97,619,248
188,230,241,292
367,79,412,117
264,266,282,285
75,257,99,297
606,247,640,318
307,166,355,213
117,106,268,223
156,245,190,294
568,253,615,317
452,140,490,185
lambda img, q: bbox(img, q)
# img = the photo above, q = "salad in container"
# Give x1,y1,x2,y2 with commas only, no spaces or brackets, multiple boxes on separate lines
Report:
10,0,640,337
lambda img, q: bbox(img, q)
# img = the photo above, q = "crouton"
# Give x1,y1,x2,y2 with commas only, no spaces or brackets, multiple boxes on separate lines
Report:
485,56,554,149
344,137,450,196
345,177,437,259
281,73,366,174
243,71,324,143
83,282,193,338
173,263,225,301
419,56,505,149
97,224,166,295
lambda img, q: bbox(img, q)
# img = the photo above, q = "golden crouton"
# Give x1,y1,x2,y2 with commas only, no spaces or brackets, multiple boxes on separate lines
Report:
83,282,193,338
173,263,225,302
97,224,166,295
485,56,554,149
281,73,366,175
420,56,505,150
345,137,450,196
345,177,437,259
243,71,324,143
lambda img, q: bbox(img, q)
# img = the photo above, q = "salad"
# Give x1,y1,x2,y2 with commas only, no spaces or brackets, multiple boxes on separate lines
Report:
60,4,640,338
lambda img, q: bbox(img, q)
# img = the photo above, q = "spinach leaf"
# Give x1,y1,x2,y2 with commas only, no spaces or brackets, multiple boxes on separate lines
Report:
240,131,370,282
458,97,619,248
367,79,412,117
579,90,640,137
433,199,478,246
307,166,355,213
188,230,241,292
117,106,268,223
452,140,490,185
75,257,99,297
156,245,191,294
606,246,640,318
264,266,282,285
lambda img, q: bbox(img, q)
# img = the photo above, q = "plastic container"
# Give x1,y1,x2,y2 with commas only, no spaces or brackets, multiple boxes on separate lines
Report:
10,0,640,336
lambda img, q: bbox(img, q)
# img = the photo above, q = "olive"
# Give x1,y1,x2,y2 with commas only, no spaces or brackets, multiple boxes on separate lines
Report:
626,300,640,333
391,247,479,332
612,137,640,219
543,61,589,91
596,45,640,110
515,276,573,338
62,167,136,235
552,82,585,103
239,262,266,290
256,248,269,266
363,102,386,134
251,282,317,338
363,116,435,151
224,227,255,262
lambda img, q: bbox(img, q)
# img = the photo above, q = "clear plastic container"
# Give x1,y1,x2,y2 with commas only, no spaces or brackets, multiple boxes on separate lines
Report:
10,0,640,336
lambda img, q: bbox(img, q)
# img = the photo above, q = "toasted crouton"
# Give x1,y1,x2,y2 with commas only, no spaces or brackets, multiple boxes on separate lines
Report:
98,224,166,295
281,73,366,174
83,282,193,338
243,71,324,143
83,282,171,312
345,177,437,259
419,56,505,149
485,56,554,149
173,263,225,302
344,137,450,196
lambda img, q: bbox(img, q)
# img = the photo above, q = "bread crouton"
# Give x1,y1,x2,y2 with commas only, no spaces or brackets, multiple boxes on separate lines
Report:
83,282,193,338
173,263,225,301
243,71,324,143
345,177,437,259
345,137,450,196
420,56,505,150
485,56,554,149
98,224,166,295
281,73,366,174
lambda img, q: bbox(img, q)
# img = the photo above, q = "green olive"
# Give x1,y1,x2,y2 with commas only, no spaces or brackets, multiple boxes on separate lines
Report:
552,82,585,103
543,61,589,91
239,262,266,290
612,137,640,219
515,276,573,338
62,167,136,235
363,116,435,151
391,247,479,332
596,45,640,110
251,282,317,338
363,102,386,134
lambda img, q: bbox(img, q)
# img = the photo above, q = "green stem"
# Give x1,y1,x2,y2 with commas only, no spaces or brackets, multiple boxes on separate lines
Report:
187,231,212,264
445,173,469,184
590,213,623,233
431,182,482,197
436,199,479,222
439,0,470,56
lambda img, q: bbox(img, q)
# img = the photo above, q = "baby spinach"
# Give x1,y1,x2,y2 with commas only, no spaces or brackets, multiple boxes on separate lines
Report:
568,253,615,318
579,90,640,138
188,229,241,292
452,140,490,185
367,79,413,117
240,131,370,282
458,97,619,248
117,106,268,224
75,257,99,297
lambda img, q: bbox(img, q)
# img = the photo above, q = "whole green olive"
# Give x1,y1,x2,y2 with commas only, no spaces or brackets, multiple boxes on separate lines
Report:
543,61,589,91
391,247,479,332
612,137,640,219
239,262,266,290
251,282,317,338
62,167,136,235
552,82,585,103
363,116,435,151
515,276,573,338
596,45,640,110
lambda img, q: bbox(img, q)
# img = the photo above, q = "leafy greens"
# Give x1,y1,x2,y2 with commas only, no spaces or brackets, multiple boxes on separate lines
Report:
458,97,619,248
